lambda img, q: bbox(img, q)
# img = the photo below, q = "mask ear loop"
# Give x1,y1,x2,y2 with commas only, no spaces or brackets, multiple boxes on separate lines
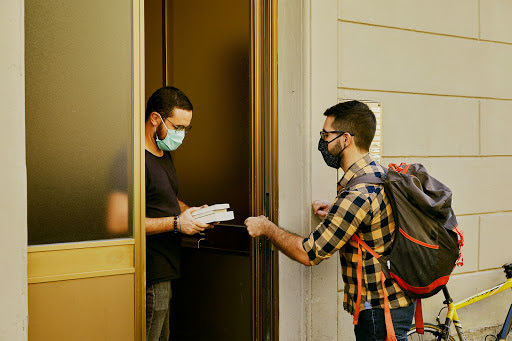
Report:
332,133,347,158
337,144,346,159
154,113,168,141
154,124,163,141
158,113,175,137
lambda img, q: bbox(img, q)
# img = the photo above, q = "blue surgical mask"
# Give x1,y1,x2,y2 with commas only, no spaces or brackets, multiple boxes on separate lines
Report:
155,115,185,151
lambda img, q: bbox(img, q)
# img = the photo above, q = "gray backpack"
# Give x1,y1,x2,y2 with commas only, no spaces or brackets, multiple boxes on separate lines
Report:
346,163,464,337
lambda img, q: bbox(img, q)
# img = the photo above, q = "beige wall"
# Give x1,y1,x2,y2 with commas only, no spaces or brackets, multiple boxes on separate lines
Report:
278,0,342,340
279,0,512,340
277,1,311,340
337,0,512,339
0,0,28,339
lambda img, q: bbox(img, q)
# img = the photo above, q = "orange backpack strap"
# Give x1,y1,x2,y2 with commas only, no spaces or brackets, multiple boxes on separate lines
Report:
453,226,464,267
353,240,363,325
415,299,424,334
351,235,396,340
388,162,409,174
401,164,411,175
351,234,380,325
381,272,397,341
351,234,381,259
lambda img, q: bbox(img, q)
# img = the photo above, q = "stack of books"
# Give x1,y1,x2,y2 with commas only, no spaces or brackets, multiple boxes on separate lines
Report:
191,203,234,224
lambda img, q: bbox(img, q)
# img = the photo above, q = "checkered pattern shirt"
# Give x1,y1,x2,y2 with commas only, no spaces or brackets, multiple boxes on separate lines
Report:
303,154,413,314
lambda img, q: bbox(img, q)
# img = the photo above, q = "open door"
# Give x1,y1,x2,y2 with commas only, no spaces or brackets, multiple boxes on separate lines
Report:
145,0,278,339
25,0,146,339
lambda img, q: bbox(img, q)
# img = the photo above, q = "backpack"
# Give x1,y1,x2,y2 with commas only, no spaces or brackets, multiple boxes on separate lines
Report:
346,163,464,340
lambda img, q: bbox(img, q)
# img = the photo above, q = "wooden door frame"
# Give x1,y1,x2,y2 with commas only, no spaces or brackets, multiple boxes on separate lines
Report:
135,0,146,338
251,0,279,340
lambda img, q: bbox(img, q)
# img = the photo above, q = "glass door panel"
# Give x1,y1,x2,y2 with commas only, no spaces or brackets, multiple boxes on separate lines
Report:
25,0,134,245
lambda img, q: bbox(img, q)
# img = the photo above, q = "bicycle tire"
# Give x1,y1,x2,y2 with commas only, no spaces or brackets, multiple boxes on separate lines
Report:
408,323,456,341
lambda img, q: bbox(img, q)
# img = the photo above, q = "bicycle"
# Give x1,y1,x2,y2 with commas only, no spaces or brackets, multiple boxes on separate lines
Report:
407,263,512,341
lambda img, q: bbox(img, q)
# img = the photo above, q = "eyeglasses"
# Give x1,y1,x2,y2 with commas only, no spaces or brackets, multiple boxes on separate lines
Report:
320,130,354,142
164,118,192,132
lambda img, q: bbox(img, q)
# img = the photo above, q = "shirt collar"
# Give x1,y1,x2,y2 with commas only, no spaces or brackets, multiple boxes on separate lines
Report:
337,153,378,190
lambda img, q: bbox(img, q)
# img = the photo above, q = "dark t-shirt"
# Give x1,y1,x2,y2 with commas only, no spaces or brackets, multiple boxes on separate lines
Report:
145,150,182,285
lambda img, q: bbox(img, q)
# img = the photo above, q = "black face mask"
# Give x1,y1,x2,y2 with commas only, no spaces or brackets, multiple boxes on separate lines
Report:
318,136,344,169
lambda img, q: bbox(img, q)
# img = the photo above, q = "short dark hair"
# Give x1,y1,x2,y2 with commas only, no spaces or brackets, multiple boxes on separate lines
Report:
145,86,193,121
323,100,376,151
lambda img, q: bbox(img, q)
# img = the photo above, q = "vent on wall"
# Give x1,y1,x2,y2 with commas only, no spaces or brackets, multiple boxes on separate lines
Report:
337,99,383,179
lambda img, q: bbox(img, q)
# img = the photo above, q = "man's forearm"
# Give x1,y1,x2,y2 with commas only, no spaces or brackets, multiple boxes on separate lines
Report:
265,224,311,266
146,216,174,235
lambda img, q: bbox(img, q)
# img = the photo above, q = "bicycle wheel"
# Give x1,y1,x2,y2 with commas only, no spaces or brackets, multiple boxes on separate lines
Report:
407,323,456,341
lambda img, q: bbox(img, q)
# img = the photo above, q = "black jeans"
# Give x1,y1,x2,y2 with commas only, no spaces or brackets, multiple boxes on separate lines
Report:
354,303,415,341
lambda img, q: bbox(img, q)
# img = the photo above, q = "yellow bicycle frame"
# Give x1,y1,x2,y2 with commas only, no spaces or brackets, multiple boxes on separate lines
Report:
444,277,512,341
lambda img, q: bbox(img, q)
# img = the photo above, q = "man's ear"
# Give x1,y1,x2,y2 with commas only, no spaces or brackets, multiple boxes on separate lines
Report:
345,133,353,147
150,111,160,126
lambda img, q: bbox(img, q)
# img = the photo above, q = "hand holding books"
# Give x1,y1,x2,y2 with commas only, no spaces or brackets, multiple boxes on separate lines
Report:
179,207,210,235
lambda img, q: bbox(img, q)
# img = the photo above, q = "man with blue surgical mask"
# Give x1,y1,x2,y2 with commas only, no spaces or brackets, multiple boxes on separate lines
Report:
144,86,211,341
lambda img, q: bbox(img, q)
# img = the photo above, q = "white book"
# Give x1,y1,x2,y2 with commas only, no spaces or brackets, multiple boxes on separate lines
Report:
191,204,230,218
194,211,235,224
192,209,228,219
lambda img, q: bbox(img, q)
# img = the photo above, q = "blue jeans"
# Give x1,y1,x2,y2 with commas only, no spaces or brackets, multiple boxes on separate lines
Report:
146,281,172,341
354,303,415,341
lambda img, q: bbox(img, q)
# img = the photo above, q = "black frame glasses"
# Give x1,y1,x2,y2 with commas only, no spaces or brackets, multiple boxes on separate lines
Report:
320,130,354,142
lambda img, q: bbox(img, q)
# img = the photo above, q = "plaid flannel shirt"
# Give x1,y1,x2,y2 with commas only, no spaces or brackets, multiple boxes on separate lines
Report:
303,154,413,314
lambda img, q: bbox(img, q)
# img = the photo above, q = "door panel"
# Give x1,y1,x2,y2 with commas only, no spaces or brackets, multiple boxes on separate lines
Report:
27,241,135,284
28,275,135,340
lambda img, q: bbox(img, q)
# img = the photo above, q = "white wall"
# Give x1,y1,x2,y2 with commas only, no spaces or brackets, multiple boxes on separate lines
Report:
309,1,340,340
0,0,28,340
278,1,341,340
277,1,312,340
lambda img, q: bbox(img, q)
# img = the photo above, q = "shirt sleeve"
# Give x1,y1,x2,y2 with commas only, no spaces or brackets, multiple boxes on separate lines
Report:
302,190,371,265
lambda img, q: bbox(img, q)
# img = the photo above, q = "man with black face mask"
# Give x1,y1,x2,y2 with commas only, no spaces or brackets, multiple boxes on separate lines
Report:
245,101,415,341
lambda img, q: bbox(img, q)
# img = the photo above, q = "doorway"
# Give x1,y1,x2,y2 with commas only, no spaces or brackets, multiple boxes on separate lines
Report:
145,0,278,339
